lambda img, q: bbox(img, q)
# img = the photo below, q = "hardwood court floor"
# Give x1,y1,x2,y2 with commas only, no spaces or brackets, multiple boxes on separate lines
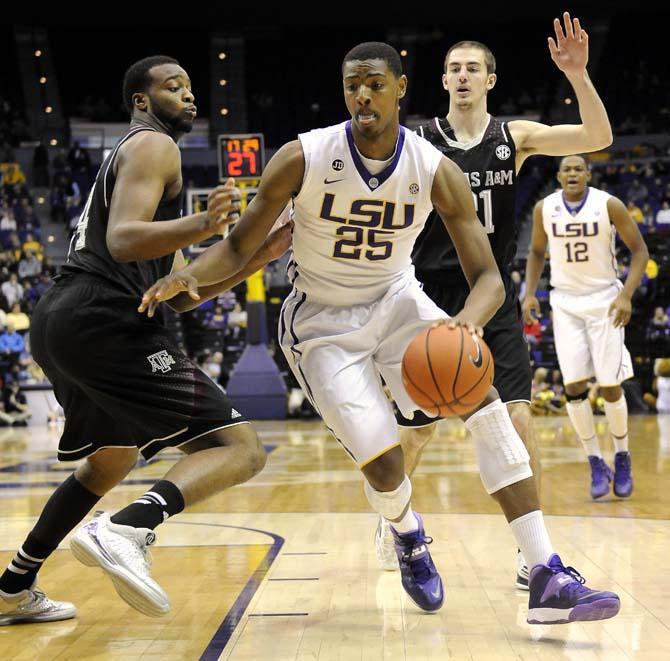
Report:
1,414,669,660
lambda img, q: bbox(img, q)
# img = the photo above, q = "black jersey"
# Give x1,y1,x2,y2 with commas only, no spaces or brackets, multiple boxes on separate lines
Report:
61,127,182,297
413,115,517,279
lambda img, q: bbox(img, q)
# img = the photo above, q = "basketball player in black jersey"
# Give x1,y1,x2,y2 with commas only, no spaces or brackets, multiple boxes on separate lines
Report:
0,56,291,624
376,13,613,587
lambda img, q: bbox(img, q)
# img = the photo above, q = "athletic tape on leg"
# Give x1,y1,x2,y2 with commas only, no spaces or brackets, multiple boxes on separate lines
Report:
566,398,597,441
603,395,628,439
465,399,532,494
364,475,412,520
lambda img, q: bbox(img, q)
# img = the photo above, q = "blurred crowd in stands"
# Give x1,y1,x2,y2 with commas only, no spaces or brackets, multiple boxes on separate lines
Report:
41,142,93,236
0,162,55,425
591,160,670,233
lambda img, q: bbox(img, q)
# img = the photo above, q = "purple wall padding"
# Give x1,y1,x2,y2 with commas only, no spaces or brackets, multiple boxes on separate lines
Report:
226,344,287,419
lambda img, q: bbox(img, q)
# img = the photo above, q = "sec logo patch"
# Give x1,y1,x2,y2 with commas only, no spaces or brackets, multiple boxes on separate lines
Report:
496,144,511,160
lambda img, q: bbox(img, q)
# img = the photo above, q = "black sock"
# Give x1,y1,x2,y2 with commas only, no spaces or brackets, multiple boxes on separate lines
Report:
111,480,185,530
0,475,100,594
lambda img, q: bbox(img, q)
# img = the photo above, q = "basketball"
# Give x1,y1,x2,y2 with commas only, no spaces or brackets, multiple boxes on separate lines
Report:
402,324,494,417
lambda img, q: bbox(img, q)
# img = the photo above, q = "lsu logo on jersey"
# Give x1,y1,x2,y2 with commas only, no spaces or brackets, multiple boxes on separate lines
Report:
318,193,415,261
551,222,599,238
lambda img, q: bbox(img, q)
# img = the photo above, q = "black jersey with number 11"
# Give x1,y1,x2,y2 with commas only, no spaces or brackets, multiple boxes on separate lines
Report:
413,115,518,278
61,127,182,298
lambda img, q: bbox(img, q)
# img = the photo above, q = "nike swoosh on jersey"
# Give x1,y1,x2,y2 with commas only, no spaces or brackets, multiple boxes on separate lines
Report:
323,177,345,184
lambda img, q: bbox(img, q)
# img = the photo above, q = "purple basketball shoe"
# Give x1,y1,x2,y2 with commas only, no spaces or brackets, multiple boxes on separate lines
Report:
391,513,444,612
588,456,613,499
614,451,633,498
527,554,620,624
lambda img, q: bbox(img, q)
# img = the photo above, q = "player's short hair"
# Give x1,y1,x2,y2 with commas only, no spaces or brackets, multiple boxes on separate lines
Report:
342,42,403,78
123,55,180,114
558,154,589,169
444,41,496,74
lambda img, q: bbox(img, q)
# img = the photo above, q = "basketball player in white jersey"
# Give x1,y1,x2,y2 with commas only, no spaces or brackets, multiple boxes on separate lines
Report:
523,155,648,499
380,13,615,590
140,43,620,624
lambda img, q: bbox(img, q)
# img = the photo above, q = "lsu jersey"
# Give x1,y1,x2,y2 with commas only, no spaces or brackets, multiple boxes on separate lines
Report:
542,186,618,294
289,121,443,306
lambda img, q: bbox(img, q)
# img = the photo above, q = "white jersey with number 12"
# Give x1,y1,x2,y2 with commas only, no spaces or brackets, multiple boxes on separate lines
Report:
542,186,618,294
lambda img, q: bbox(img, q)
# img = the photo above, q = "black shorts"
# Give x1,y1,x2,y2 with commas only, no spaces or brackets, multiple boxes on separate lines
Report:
396,270,532,427
31,273,248,461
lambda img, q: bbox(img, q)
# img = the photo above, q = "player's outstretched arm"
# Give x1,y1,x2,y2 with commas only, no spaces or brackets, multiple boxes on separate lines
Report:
138,140,304,316
606,196,649,328
431,157,504,327
509,12,612,168
107,131,241,262
522,201,548,324
167,221,293,312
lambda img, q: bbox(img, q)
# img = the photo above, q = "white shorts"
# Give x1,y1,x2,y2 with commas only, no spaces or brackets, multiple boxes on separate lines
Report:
550,282,634,387
279,275,448,466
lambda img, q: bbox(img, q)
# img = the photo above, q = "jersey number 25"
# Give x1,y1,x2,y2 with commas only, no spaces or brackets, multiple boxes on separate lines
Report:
334,227,393,261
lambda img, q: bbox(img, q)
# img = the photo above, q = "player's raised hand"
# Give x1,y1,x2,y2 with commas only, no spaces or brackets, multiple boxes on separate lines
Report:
206,177,241,233
609,292,632,328
522,295,541,325
548,12,588,76
138,272,200,318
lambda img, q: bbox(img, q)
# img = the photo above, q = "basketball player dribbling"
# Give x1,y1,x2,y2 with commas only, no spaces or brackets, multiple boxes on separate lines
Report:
380,12,614,590
523,155,648,499
0,56,291,625
140,42,620,624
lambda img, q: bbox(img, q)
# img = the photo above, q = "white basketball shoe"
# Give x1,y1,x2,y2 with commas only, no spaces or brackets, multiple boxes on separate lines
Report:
70,512,170,617
0,582,76,625
375,515,399,571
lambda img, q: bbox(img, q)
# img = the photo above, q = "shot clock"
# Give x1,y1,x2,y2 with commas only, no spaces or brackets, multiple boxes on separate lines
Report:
217,133,265,179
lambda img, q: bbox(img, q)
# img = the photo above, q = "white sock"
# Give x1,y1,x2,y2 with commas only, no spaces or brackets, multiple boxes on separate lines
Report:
509,510,554,570
566,399,601,458
603,395,629,453
518,550,528,570
391,509,419,534
581,436,602,458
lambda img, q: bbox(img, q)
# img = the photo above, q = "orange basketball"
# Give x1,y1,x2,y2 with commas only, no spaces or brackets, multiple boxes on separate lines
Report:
401,324,494,417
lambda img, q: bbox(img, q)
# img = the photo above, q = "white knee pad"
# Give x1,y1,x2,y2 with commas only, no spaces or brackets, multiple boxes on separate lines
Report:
364,475,412,519
465,399,532,494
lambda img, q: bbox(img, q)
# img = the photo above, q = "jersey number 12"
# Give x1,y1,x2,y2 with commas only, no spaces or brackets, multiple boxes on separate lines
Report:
565,241,588,262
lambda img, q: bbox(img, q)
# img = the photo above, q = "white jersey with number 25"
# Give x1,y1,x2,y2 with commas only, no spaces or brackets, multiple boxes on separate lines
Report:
289,120,443,306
